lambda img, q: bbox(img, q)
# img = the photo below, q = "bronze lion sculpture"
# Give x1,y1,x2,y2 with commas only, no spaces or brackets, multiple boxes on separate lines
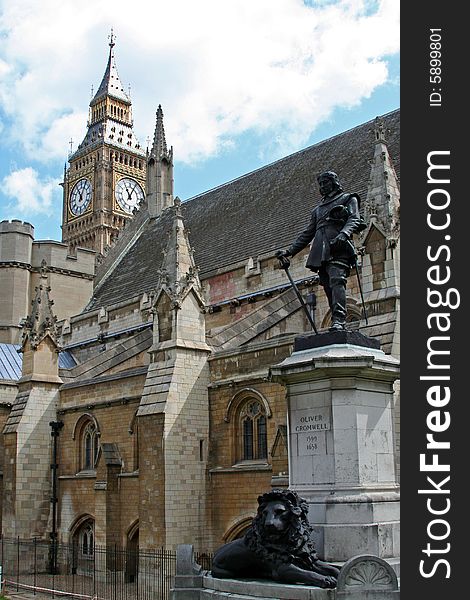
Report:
211,489,339,588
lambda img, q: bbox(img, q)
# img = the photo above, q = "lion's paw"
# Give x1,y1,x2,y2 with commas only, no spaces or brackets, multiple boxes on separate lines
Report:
319,575,337,589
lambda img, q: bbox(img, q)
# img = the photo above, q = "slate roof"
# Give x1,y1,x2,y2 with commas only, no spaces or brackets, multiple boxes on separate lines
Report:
185,109,400,275
73,118,146,159
89,209,175,309
88,109,399,311
3,391,29,433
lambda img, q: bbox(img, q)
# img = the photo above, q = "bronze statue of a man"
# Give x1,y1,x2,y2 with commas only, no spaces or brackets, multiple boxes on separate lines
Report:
277,171,361,331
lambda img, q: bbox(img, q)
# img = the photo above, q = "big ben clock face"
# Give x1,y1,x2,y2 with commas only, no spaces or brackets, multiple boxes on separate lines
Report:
115,178,144,214
70,178,92,216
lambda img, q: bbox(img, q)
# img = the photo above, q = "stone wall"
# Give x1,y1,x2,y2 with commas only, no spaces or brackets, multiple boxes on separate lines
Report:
3,382,60,539
208,341,291,546
138,414,166,548
57,372,145,545
162,348,211,551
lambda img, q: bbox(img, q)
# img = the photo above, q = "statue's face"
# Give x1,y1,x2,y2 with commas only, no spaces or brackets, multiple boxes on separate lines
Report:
318,175,335,197
260,501,290,537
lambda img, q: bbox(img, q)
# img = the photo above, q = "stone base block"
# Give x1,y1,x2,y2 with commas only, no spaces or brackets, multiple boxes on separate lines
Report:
306,494,400,525
311,521,400,563
305,493,399,562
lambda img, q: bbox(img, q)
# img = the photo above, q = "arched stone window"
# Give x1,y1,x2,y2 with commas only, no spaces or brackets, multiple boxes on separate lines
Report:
73,414,101,472
224,388,272,465
125,521,139,582
80,520,94,557
239,400,268,461
70,515,95,572
83,421,99,470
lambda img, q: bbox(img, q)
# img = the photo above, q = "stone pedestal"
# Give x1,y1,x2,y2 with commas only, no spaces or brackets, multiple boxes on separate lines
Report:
270,332,400,563
171,545,400,600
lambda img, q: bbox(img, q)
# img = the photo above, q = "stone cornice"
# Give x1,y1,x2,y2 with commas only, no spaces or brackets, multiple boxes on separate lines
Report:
0,261,94,280
58,393,141,414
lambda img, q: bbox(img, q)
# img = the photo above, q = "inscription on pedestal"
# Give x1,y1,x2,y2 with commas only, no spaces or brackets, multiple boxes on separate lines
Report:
298,433,326,456
292,407,331,432
291,407,330,456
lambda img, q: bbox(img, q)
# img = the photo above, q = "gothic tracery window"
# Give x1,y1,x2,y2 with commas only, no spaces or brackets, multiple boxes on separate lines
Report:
71,517,95,568
80,521,94,557
82,421,99,470
239,400,268,461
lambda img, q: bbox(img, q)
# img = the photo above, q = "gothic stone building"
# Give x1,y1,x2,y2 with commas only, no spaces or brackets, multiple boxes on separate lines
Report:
0,40,400,557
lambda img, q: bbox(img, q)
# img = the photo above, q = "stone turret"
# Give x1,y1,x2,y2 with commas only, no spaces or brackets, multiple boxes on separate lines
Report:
146,105,174,218
0,220,95,343
0,220,34,343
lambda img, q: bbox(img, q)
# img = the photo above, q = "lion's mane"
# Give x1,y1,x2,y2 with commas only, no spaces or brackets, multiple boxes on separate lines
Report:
244,489,319,571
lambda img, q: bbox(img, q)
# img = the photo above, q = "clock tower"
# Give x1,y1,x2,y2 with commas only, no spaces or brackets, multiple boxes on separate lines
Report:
62,33,146,255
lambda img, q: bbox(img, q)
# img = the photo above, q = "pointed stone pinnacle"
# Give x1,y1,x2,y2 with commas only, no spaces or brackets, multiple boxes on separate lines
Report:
151,105,169,158
22,280,60,351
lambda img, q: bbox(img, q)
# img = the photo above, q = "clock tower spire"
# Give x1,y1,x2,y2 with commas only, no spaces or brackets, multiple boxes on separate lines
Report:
62,32,146,257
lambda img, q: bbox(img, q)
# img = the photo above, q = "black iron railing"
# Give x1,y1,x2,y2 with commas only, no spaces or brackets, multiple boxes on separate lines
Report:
0,536,212,600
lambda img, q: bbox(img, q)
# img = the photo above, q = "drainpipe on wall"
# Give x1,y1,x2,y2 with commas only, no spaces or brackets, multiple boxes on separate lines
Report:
49,420,64,574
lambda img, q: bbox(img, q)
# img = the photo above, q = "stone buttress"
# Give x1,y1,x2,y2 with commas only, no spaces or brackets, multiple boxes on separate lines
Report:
2,264,62,538
137,199,211,550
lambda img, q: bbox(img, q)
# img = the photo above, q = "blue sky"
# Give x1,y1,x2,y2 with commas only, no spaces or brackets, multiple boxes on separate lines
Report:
0,0,399,241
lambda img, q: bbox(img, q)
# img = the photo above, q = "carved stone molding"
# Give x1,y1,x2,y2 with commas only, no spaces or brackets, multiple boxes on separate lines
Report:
337,555,399,598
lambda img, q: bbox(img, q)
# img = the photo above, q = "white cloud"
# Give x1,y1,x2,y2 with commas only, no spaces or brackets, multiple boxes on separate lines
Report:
0,0,399,164
2,168,61,215
0,58,11,77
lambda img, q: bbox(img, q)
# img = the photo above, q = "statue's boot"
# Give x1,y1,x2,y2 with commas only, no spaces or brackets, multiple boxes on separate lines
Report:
326,264,348,330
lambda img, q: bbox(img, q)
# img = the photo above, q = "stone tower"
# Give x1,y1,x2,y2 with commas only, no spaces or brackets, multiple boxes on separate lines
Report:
0,220,34,343
61,32,146,256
